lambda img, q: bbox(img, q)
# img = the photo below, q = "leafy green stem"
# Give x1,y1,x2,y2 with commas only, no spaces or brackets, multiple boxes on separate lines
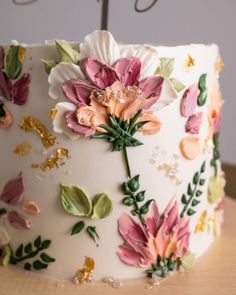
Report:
123,146,131,179
10,247,43,265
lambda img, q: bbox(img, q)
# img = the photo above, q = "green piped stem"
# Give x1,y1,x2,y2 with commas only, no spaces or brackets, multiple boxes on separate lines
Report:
10,247,43,265
123,146,131,179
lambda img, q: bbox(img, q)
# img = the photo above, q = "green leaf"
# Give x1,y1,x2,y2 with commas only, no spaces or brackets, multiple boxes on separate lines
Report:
193,172,199,185
34,236,42,249
1,245,12,266
195,190,203,197
187,184,194,196
201,161,206,173
140,200,154,215
199,179,206,186
181,194,189,205
24,263,31,270
191,199,200,207
198,73,207,90
128,110,142,130
130,121,149,136
122,197,134,206
71,221,85,236
170,77,186,92
86,226,99,244
135,191,145,202
41,240,51,249
187,208,196,216
41,59,57,74
182,252,196,269
156,57,175,78
131,209,138,216
40,253,55,263
128,175,140,192
55,40,79,64
91,193,113,219
33,260,48,270
15,244,23,258
4,45,25,79
24,243,32,254
121,182,132,195
60,184,92,217
198,89,207,106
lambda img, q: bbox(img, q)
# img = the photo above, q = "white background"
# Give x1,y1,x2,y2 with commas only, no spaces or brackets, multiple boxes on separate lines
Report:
0,0,235,164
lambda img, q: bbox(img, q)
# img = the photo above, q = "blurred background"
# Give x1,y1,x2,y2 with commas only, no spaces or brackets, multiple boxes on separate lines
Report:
0,0,235,194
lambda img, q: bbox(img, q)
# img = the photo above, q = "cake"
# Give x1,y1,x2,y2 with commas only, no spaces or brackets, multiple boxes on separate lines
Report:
0,30,225,284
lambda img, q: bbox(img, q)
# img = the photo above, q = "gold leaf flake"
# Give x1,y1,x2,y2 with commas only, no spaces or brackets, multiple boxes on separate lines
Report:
49,108,58,119
18,47,26,63
19,116,56,148
184,54,195,70
14,141,32,156
215,55,224,74
32,148,70,171
195,210,207,233
75,256,95,284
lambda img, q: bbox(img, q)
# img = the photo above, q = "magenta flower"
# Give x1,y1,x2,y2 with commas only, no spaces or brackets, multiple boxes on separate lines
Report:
62,56,164,136
117,199,190,268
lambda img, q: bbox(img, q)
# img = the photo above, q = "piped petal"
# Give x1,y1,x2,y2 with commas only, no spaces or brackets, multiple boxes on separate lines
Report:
0,172,24,205
186,112,203,134
7,211,31,230
0,71,12,101
137,112,161,135
12,73,31,105
66,110,94,137
79,30,121,65
180,84,199,117
117,243,145,267
139,76,164,99
48,62,85,100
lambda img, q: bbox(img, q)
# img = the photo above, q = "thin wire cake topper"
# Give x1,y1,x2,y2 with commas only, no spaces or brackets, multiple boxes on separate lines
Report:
12,0,159,30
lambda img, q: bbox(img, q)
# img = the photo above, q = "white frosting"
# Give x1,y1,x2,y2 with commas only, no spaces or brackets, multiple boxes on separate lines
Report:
0,39,221,280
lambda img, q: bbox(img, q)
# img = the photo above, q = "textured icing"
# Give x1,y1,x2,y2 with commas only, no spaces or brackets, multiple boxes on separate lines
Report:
0,37,224,280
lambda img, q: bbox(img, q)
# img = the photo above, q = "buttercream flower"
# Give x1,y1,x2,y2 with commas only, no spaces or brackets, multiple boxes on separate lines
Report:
48,31,177,139
208,174,226,204
117,199,190,269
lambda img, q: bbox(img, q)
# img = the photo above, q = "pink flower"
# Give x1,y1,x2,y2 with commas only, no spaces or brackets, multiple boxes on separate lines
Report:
185,112,203,134
7,211,31,230
62,56,164,136
180,84,199,117
0,172,24,205
117,199,190,268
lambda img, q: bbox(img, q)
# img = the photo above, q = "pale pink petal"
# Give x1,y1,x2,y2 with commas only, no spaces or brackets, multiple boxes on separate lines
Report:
177,218,190,240
7,211,31,230
117,243,145,266
180,84,199,117
145,200,160,236
65,110,94,137
178,233,190,256
112,57,141,86
81,58,118,89
137,112,161,135
0,71,12,101
163,200,178,232
12,74,31,105
186,112,203,134
62,79,95,106
0,172,24,205
154,222,169,257
139,76,164,99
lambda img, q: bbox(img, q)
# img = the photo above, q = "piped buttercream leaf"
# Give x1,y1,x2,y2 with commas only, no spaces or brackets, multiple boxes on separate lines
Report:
4,45,25,80
92,193,113,220
1,245,12,266
41,59,57,74
55,40,79,64
170,77,186,92
156,57,175,78
60,184,92,217
182,251,196,269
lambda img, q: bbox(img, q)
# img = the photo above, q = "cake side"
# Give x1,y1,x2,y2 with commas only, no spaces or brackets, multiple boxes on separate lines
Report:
0,31,225,282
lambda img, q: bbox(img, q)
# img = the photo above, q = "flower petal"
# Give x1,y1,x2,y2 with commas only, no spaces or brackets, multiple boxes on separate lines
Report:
180,136,201,160
81,58,118,89
12,73,31,105
139,76,164,99
66,110,94,137
145,200,160,236
0,46,4,70
112,57,141,86
63,79,95,106
53,102,80,139
117,243,144,266
7,211,31,230
120,44,160,79
79,30,121,65
0,71,12,101
186,112,203,134
137,112,161,135
0,172,24,205
48,62,85,100
23,201,41,216
180,84,199,117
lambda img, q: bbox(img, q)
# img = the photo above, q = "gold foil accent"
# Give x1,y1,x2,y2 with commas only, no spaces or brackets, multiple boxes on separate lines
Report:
19,116,56,148
49,108,58,120
18,47,26,63
14,141,32,156
195,210,207,233
215,55,225,74
184,54,195,70
74,257,95,284
32,148,69,171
